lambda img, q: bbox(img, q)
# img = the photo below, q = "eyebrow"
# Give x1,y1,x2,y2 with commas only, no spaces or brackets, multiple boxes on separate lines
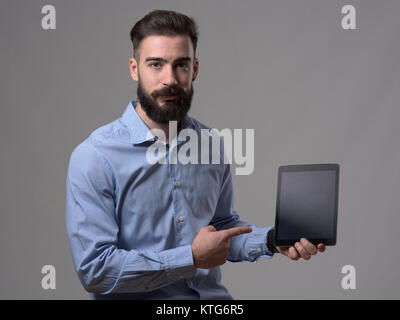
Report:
144,57,192,63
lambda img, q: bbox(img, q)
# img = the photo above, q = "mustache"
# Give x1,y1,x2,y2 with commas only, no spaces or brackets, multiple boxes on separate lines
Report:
151,86,186,99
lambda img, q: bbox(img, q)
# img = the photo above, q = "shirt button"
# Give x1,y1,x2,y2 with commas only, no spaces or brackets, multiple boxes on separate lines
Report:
257,248,262,253
174,180,179,188
179,216,184,222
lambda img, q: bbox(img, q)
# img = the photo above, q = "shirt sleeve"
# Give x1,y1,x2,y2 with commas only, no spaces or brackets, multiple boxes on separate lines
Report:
65,143,195,294
210,163,276,262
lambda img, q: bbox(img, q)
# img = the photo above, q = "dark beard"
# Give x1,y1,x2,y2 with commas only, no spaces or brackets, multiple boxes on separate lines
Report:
137,80,194,124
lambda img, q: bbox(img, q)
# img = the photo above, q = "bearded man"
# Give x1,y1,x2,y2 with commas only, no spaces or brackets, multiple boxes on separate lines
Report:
66,9,325,300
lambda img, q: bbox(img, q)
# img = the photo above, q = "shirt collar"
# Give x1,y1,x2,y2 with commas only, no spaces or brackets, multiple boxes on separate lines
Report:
121,100,195,145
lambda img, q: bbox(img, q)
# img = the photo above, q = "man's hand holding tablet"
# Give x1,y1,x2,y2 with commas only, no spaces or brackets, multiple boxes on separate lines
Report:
277,238,326,261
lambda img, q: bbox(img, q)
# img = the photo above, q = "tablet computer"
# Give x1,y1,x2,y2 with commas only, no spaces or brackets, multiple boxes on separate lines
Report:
274,163,339,246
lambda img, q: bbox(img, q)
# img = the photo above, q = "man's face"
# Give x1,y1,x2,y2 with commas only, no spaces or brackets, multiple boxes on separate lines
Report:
129,35,199,124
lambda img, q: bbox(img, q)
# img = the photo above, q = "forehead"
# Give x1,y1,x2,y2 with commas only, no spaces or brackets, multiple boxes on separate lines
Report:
138,35,194,60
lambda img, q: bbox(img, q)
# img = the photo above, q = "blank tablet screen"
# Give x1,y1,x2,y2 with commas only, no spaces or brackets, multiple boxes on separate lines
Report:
275,164,339,246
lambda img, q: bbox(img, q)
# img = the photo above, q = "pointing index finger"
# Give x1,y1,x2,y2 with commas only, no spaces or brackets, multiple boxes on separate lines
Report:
221,227,253,239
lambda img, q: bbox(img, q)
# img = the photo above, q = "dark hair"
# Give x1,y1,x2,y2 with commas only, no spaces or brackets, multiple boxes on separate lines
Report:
130,10,199,60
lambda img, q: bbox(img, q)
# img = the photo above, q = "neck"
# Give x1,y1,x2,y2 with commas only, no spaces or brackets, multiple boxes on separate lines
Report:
135,102,179,143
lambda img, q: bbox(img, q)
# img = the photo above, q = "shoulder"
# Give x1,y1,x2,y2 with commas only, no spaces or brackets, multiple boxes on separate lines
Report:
186,115,212,131
67,118,125,181
69,112,132,163
67,140,114,185
88,117,131,148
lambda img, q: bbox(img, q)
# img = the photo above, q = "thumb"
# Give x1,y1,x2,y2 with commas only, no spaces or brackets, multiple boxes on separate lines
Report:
203,225,217,233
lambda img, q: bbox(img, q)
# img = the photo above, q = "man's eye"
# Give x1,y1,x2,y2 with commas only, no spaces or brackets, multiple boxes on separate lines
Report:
177,63,189,69
150,63,161,68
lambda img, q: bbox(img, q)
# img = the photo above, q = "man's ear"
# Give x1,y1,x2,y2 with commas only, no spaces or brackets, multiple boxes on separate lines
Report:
192,58,199,82
129,57,139,82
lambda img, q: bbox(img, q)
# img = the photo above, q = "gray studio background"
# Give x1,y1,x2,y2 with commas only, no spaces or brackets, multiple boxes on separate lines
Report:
1,0,399,299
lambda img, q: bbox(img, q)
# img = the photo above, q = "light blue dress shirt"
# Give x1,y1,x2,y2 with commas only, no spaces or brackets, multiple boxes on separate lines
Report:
65,100,274,300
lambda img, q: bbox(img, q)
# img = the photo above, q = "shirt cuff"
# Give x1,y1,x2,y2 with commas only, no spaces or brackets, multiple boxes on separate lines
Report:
163,244,196,283
246,226,275,262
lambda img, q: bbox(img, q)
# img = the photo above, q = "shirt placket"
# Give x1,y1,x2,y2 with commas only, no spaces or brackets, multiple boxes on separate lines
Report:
167,141,186,247
167,136,197,292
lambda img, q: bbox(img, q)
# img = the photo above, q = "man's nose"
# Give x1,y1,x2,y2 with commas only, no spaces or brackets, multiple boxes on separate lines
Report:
161,65,178,87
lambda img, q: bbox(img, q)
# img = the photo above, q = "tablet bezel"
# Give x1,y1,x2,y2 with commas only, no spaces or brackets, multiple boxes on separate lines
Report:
274,163,339,247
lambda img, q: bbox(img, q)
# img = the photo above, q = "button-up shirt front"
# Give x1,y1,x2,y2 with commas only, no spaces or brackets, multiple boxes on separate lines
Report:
65,100,274,300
